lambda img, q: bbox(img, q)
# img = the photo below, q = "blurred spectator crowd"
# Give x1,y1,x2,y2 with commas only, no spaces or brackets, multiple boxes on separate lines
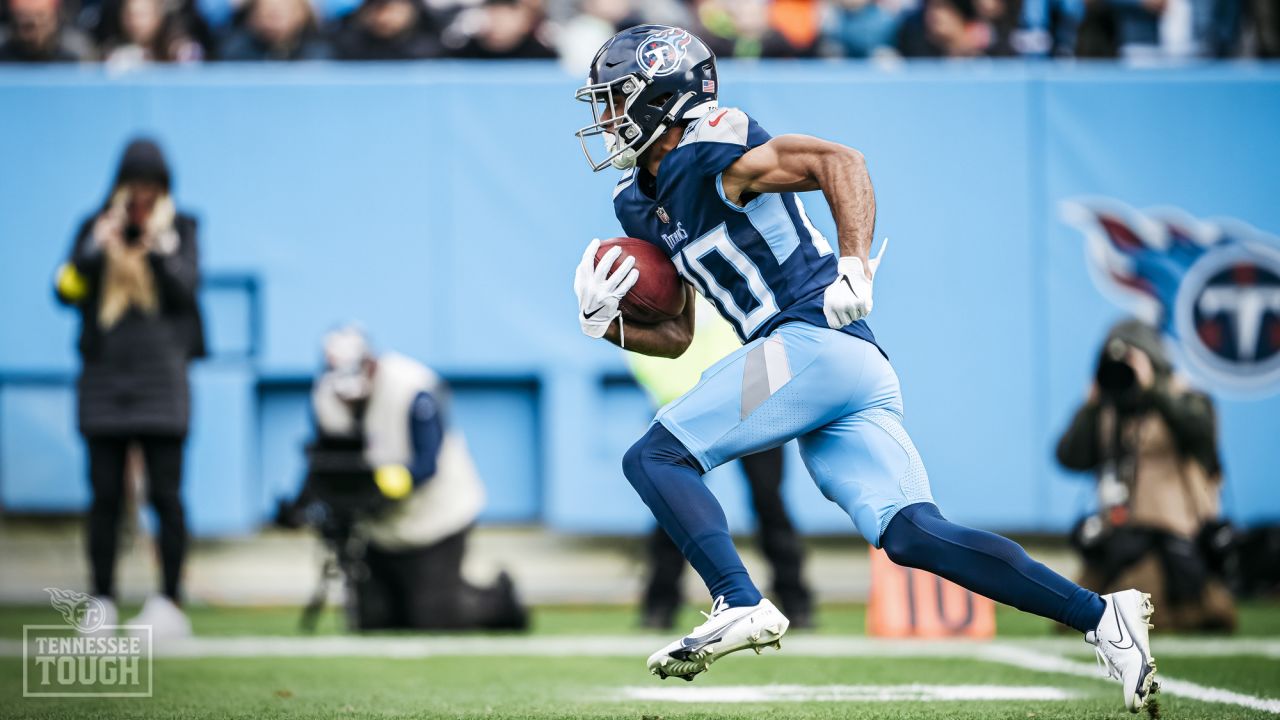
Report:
0,0,1277,67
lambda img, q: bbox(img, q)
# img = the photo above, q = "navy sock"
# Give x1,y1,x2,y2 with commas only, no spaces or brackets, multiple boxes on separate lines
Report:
622,424,763,608
880,502,1106,633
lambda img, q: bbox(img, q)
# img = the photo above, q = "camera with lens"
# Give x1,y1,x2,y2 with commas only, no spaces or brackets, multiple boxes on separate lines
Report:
1095,337,1140,406
276,436,392,631
123,223,145,247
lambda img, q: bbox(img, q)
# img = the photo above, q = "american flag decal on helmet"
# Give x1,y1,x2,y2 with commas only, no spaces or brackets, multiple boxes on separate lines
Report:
703,79,716,93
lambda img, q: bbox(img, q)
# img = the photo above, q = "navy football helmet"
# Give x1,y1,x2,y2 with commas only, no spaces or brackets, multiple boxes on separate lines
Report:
575,25,718,172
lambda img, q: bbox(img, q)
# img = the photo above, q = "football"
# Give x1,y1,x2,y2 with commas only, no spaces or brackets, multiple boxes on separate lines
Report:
595,237,686,324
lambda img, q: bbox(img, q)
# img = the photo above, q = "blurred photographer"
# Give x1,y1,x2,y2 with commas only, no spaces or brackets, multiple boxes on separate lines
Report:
1056,318,1235,631
53,137,205,638
305,327,527,631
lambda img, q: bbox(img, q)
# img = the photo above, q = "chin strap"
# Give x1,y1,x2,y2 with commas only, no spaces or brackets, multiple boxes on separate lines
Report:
663,91,699,128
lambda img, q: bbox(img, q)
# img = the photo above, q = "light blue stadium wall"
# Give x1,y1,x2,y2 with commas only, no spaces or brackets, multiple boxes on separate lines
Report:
1,62,1277,536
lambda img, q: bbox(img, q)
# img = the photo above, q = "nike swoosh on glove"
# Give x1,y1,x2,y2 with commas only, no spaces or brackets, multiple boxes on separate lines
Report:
823,238,889,329
574,238,640,338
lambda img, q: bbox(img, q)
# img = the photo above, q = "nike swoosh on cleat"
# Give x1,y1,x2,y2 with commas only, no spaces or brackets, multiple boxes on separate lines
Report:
676,616,745,652
1109,610,1135,651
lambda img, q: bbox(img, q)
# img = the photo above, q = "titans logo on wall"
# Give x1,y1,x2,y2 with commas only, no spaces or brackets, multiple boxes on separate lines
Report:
636,28,692,78
1063,198,1280,397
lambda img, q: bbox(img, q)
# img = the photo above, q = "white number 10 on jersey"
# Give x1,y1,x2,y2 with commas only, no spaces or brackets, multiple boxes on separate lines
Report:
674,223,780,339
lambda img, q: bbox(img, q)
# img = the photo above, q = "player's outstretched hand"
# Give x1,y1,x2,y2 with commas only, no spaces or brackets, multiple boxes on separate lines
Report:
823,238,889,328
574,238,640,338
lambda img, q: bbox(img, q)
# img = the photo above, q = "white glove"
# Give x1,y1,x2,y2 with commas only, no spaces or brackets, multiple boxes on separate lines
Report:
823,238,889,329
574,238,640,339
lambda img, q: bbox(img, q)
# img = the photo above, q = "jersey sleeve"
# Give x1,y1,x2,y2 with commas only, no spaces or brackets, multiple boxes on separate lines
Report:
662,107,772,184
405,390,445,485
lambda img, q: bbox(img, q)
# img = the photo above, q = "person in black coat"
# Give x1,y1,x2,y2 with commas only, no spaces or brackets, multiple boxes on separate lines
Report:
441,0,555,59
332,0,444,60
54,137,206,638
219,0,333,61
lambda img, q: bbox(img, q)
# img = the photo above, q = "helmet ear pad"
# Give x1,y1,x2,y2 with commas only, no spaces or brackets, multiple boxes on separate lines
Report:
623,89,701,168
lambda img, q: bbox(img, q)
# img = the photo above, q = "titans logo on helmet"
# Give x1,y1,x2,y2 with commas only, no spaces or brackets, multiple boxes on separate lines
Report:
1064,198,1280,397
636,28,693,78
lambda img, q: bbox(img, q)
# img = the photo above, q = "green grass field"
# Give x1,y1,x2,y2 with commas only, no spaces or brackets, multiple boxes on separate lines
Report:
2,603,1278,719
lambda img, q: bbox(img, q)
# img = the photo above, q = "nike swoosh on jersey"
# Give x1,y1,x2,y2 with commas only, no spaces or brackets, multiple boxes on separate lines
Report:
707,110,729,127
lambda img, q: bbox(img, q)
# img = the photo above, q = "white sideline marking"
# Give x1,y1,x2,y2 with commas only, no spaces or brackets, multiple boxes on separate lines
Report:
2,634,1277,713
2,632,1280,655
4,634,1277,659
619,683,1079,703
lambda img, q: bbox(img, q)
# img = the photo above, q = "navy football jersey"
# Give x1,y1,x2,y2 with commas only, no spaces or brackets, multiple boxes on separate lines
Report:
612,107,879,351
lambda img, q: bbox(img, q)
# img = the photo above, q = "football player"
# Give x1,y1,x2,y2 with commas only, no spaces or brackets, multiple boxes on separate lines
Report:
571,26,1159,713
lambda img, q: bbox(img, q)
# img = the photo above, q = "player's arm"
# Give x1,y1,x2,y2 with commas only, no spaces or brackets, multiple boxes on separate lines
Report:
602,283,696,358
720,135,886,328
721,134,875,265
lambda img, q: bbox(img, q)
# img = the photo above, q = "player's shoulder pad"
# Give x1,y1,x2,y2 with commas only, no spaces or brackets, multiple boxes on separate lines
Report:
678,107,750,149
612,167,636,200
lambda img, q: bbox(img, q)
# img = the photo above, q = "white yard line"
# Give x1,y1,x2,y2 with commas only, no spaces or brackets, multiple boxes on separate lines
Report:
980,645,1280,714
1156,678,1280,715
618,683,1080,703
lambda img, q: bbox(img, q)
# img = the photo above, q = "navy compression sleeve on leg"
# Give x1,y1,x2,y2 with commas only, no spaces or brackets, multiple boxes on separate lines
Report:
881,503,1106,633
623,424,763,608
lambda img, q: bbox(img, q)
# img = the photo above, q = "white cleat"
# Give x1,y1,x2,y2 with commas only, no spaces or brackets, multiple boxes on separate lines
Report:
125,595,192,642
646,596,789,682
1087,589,1158,713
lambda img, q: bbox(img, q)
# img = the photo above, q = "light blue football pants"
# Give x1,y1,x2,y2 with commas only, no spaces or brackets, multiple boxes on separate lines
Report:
654,322,934,546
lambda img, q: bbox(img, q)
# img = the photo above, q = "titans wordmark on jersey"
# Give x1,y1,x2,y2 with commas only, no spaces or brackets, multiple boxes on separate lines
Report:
612,107,880,352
